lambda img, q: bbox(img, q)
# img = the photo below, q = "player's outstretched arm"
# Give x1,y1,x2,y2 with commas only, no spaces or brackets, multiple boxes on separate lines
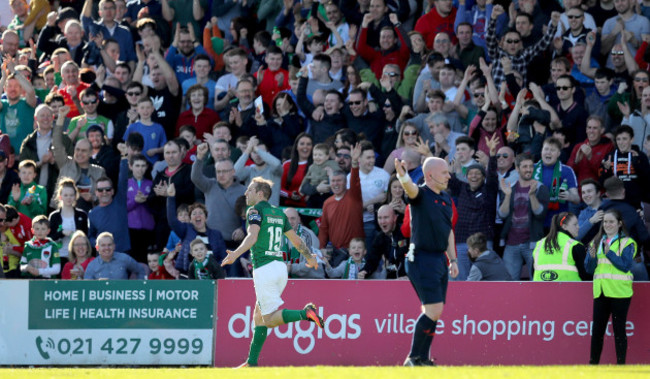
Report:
221,224,260,266
285,230,318,269
395,158,419,199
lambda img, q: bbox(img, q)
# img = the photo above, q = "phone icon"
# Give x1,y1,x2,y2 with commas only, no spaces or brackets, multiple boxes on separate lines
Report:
35,336,52,359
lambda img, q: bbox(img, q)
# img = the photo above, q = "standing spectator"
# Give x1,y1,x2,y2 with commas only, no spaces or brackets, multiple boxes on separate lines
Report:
485,6,559,86
8,160,47,219
19,104,66,200
166,185,227,276
620,86,650,149
499,153,550,281
280,133,313,207
448,140,499,281
191,143,245,271
224,79,261,138
585,68,617,133
0,70,36,154
181,54,216,110
578,179,604,241
343,89,386,152
319,143,365,265
165,24,211,84
187,238,225,280
88,156,130,253
123,97,167,164
87,125,121,186
3,205,33,278
532,212,589,281
395,155,458,366
48,179,88,266
234,137,283,205
68,89,115,143
214,48,249,112
466,232,511,281
357,13,410,80
81,0,136,68
586,209,636,365
0,150,20,204
348,141,389,253
84,232,146,279
20,216,60,279
599,125,650,208
148,139,195,251
534,137,580,229
176,84,220,140
37,18,87,66
296,72,346,144
126,153,155,262
366,205,407,279
254,45,290,107
455,22,486,70
568,116,615,188
57,61,90,118
415,0,457,49
600,0,650,64
257,92,305,159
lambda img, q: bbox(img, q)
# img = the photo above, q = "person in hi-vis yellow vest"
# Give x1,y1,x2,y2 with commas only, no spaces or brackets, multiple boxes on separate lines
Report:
586,209,636,365
532,212,590,282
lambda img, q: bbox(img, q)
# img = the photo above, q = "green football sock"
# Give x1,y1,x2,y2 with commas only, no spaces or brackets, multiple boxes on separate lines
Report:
282,309,307,323
246,326,268,366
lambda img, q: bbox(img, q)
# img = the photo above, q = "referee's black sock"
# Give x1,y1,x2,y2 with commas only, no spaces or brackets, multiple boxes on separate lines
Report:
409,313,437,359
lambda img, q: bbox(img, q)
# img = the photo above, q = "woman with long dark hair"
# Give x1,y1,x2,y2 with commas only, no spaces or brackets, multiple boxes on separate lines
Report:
258,92,306,159
586,209,637,365
531,211,589,282
281,133,313,207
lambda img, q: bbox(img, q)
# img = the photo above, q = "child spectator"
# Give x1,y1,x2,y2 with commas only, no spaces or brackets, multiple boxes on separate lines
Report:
8,160,47,218
146,251,174,280
178,125,198,164
187,238,225,280
123,98,167,165
325,238,379,279
126,154,154,262
20,216,60,279
300,142,339,208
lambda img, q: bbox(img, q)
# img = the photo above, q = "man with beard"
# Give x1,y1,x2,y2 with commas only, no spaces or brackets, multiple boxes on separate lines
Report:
499,153,549,280
165,24,211,84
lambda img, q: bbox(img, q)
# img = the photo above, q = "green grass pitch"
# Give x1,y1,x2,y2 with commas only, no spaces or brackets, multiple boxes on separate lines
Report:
1,366,650,379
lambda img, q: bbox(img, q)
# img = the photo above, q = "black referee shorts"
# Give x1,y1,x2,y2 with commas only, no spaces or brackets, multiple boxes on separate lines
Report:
405,252,448,305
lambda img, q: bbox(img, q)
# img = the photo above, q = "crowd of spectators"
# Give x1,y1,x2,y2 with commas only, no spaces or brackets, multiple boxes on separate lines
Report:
0,0,649,281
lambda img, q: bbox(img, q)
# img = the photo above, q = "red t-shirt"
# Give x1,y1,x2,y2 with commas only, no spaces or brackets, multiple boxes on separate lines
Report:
58,82,90,118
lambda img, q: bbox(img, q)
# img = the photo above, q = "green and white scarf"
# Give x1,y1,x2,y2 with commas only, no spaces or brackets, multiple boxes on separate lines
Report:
534,160,561,210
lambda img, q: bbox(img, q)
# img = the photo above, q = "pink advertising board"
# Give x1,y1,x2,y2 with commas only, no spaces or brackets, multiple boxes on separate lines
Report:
214,280,650,366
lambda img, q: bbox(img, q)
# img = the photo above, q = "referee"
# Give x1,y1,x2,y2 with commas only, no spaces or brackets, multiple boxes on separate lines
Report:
395,157,459,366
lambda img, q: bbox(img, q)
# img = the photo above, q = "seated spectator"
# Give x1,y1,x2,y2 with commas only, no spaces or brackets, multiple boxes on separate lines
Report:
187,238,225,280
3,205,33,278
0,150,20,204
146,251,174,280
84,232,145,279
8,160,47,219
325,238,380,279
20,215,60,279
48,179,88,265
284,207,326,279
532,212,590,281
61,231,94,280
466,232,511,281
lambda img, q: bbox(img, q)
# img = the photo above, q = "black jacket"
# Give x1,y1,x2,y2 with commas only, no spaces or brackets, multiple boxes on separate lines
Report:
366,226,408,278
48,208,89,242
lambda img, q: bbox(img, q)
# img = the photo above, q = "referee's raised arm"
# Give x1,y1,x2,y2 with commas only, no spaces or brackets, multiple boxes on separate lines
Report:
395,158,419,199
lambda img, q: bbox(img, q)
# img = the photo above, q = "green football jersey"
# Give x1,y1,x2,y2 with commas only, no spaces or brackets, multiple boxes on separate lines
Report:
247,201,291,269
